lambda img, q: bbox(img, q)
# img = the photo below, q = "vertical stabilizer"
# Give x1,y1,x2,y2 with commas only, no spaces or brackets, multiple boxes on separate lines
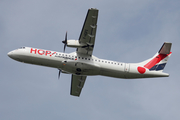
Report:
159,42,172,54
140,42,172,71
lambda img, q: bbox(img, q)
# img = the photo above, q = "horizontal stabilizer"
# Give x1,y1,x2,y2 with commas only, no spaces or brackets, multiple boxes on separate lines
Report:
159,42,172,54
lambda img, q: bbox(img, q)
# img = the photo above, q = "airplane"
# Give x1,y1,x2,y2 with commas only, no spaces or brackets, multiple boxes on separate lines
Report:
8,8,172,97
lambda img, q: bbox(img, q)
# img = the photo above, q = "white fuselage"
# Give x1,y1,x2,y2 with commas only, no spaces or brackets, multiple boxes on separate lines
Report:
8,47,169,79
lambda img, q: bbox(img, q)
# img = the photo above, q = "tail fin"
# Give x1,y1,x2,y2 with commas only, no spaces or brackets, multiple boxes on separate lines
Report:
140,42,172,71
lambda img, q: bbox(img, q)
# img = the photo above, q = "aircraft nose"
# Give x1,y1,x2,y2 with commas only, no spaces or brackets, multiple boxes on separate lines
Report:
7,51,14,59
8,50,22,61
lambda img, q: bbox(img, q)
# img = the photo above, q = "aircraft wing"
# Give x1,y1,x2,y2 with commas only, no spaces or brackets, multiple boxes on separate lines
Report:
77,8,98,56
70,75,87,97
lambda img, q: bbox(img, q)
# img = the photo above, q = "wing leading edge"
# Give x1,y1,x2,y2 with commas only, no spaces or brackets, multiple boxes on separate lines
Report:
77,8,98,56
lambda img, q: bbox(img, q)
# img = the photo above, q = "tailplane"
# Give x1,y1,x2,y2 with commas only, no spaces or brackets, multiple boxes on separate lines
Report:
139,42,172,71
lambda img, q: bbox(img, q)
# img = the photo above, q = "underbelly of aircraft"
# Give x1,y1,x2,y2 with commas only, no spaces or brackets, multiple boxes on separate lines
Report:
61,61,100,76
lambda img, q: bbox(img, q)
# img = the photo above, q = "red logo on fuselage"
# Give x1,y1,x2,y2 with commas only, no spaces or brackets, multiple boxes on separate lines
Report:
30,48,56,56
137,67,146,74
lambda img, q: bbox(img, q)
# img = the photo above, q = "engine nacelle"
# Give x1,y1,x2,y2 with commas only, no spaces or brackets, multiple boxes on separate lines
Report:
67,40,84,48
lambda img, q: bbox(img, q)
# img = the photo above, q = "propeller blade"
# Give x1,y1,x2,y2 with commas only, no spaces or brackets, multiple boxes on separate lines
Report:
65,31,67,41
58,69,61,79
63,43,67,52
62,31,67,52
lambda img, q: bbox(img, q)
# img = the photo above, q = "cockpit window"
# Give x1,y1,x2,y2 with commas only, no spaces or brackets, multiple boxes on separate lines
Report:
19,47,25,49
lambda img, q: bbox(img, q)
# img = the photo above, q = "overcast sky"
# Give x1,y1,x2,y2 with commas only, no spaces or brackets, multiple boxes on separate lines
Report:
1,0,180,120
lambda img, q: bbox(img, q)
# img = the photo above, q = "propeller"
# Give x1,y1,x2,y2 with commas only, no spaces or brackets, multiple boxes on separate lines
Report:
58,32,68,79
62,31,67,52
58,69,62,79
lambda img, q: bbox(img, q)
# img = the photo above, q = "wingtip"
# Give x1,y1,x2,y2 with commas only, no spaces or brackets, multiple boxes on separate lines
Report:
89,8,98,10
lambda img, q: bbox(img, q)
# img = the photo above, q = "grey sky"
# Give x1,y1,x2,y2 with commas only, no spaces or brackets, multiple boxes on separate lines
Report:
1,0,180,120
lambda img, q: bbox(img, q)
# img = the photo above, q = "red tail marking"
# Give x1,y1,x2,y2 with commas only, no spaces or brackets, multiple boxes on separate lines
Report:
144,52,171,69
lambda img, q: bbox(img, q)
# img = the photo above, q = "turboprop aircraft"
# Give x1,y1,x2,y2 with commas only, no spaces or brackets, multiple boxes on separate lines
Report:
8,8,172,97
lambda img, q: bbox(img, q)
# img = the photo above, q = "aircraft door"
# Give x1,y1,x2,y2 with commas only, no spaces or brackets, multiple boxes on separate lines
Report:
124,63,130,72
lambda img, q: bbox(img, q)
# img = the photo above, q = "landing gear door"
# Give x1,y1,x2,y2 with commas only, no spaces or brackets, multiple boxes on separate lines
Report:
75,62,84,74
124,63,130,72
